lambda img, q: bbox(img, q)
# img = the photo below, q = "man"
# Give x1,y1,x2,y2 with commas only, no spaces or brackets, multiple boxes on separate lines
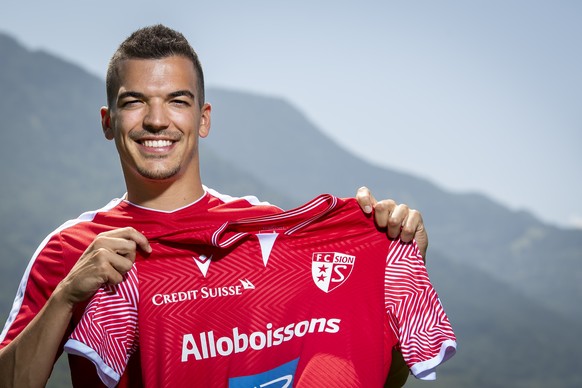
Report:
0,25,428,387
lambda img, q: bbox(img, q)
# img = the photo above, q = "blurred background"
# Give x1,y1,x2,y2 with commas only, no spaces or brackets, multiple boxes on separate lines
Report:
1,1,581,386
2,0,581,229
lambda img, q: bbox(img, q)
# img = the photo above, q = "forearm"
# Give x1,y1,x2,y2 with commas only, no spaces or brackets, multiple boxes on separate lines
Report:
0,289,73,388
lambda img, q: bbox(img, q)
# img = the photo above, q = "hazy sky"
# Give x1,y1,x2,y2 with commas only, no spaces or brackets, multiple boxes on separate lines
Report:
1,1,580,228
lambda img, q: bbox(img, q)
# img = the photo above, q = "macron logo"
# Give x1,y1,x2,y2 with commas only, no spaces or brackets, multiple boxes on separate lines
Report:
193,254,212,277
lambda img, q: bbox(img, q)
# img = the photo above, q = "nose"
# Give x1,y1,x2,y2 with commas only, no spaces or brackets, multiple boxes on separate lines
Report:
143,102,170,132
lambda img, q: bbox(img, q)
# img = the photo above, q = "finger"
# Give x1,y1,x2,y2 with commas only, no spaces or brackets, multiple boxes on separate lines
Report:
93,236,139,262
101,265,125,286
99,227,151,254
373,199,397,229
397,209,428,260
415,229,428,262
123,227,152,253
399,209,422,242
409,211,428,260
87,249,133,287
389,205,412,242
85,247,133,276
107,251,136,276
387,204,409,239
355,186,377,214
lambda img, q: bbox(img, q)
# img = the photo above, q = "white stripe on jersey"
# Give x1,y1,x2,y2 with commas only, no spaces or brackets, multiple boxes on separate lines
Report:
0,197,125,343
204,185,277,208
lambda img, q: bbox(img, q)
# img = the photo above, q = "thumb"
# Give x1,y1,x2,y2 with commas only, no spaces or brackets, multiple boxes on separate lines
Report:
355,186,377,214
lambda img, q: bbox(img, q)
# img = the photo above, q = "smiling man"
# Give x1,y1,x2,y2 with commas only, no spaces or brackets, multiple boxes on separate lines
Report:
103,55,211,209
0,25,431,387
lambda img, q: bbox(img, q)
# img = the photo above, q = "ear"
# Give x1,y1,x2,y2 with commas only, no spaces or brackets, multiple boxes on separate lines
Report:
101,106,114,140
198,103,212,138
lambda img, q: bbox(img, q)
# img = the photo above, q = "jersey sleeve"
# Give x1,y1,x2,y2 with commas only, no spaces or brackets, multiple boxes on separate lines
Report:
0,233,67,348
384,239,457,380
64,266,140,388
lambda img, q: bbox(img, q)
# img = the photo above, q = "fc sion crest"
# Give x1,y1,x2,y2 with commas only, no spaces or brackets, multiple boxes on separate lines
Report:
311,252,356,293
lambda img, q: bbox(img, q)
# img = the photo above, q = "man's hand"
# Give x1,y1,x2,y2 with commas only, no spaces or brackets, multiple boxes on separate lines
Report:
0,227,151,388
356,187,428,260
56,227,151,306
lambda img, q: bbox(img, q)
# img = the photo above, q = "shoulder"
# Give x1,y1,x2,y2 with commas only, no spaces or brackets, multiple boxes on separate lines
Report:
0,196,131,347
29,197,131,272
57,197,128,248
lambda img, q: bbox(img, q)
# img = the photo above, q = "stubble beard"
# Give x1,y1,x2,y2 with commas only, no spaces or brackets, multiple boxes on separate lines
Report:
136,155,182,180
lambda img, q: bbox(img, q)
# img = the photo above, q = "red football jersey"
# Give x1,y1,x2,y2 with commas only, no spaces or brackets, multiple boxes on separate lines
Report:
65,194,456,387
0,187,280,387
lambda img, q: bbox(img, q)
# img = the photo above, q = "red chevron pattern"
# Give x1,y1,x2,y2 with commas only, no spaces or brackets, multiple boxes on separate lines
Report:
66,194,456,387
384,239,456,377
66,267,140,379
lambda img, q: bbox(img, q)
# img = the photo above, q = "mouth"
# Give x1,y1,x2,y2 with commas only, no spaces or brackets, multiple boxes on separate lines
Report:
141,139,174,148
136,138,178,155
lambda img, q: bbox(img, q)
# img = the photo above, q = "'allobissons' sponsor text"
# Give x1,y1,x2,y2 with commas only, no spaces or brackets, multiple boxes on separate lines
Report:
182,317,341,362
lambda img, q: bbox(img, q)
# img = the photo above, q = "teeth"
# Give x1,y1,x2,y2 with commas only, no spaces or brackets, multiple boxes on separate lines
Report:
143,140,172,148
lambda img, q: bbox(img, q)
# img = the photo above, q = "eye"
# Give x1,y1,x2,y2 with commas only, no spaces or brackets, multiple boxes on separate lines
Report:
122,99,142,107
171,99,191,107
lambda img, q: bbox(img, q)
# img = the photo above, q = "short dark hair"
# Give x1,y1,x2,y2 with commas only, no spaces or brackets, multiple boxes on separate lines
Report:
106,24,205,108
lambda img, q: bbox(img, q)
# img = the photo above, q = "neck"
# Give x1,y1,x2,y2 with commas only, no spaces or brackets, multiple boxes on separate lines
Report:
124,173,205,212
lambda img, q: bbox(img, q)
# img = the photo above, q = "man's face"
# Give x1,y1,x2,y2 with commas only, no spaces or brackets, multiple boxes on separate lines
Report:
102,56,210,183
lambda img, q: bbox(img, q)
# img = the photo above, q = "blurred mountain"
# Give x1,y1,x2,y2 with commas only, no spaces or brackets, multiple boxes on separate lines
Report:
205,88,582,324
1,32,581,387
